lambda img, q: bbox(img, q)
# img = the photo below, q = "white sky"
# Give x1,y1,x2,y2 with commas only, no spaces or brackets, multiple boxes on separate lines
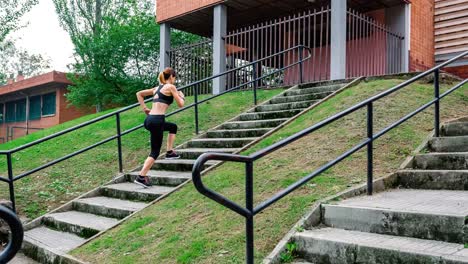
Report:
12,0,75,72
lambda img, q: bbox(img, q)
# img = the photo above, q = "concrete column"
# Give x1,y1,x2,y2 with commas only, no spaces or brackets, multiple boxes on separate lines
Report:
159,23,171,72
330,0,347,80
385,4,410,72
212,4,227,94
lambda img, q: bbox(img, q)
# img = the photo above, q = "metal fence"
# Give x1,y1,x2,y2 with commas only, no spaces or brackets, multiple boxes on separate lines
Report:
225,7,332,88
169,40,213,95
346,9,404,78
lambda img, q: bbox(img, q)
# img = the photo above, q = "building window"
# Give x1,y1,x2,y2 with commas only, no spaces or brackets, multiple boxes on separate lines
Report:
42,93,56,116
16,99,26,122
29,95,41,120
5,102,16,123
0,103,3,124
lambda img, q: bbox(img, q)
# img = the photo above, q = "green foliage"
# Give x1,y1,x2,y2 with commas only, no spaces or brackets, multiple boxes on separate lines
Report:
280,242,297,263
54,0,202,111
0,0,38,44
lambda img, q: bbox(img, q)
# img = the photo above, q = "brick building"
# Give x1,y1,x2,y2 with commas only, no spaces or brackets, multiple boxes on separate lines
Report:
156,0,468,93
0,71,90,143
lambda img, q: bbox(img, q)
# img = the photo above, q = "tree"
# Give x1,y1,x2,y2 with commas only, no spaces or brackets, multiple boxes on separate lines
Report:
55,0,201,111
0,0,38,44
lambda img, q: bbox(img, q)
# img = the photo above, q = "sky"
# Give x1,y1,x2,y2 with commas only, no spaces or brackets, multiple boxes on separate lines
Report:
12,0,75,72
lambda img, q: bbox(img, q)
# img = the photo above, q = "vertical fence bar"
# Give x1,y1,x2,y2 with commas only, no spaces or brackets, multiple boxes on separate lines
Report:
6,153,16,212
245,161,254,264
434,69,440,137
194,84,200,135
253,62,258,105
299,46,304,84
318,8,324,80
367,102,374,196
115,113,123,173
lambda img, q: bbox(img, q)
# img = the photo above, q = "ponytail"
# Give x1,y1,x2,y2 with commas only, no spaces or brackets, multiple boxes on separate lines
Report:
159,67,176,84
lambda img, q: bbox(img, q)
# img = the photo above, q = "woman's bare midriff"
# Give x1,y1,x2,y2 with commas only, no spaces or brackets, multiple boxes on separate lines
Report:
149,85,172,115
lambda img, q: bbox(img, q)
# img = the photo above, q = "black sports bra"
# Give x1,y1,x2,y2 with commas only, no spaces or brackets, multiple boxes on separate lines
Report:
153,84,174,105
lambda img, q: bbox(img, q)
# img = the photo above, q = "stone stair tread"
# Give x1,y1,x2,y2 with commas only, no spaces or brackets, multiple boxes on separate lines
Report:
241,109,299,115
296,228,468,261
211,128,271,133
176,148,240,153
128,170,191,179
154,159,219,165
267,100,317,107
104,182,175,195
328,189,468,216
226,118,289,124
46,211,119,231
75,196,148,213
24,226,86,253
9,253,39,264
190,137,258,142
291,260,313,264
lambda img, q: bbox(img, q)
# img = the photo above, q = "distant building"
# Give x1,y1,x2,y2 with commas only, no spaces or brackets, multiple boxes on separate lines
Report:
0,71,90,143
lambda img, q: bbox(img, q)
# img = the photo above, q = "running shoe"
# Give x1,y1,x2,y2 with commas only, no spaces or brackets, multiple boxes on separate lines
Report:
165,150,180,159
134,175,151,188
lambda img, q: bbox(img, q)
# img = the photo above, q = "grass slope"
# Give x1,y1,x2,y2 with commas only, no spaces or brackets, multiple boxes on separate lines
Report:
0,89,283,218
73,78,468,264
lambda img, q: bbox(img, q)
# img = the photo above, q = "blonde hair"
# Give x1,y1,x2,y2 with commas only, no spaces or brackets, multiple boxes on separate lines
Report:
159,67,176,84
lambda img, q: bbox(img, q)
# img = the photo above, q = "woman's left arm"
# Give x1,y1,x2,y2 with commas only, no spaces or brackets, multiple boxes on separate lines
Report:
136,88,155,114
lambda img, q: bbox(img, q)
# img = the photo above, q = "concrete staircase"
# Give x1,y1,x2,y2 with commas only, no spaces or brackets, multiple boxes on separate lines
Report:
290,119,468,264
13,81,349,263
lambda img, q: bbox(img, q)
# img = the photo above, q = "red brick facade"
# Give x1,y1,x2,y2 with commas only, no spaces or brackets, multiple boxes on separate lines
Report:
444,65,468,79
409,0,435,71
156,0,223,23
0,72,92,143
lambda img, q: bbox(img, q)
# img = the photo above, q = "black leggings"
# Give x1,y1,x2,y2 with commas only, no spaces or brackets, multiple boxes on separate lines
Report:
144,115,178,159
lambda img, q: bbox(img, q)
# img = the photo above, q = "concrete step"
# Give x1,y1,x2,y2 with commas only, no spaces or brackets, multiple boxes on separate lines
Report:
269,92,331,104
442,122,468,137
10,253,39,264
429,136,468,152
73,196,147,219
23,227,85,263
152,158,219,171
396,170,468,190
290,260,313,264
100,182,175,202
43,211,119,238
255,101,316,112
285,85,340,96
412,153,468,170
294,228,468,264
299,80,346,89
206,128,271,138
322,189,468,243
238,109,302,121
127,170,191,186
221,118,288,130
175,148,239,159
188,137,257,148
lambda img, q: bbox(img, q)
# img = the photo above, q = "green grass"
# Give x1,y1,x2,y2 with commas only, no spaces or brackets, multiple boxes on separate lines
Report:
73,78,468,264
0,89,283,218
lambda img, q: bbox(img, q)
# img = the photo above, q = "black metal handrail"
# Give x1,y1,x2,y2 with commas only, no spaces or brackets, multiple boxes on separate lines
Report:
0,45,312,212
192,50,468,264
0,205,23,263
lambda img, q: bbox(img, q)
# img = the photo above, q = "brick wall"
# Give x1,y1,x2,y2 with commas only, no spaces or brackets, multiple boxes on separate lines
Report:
58,87,93,123
410,0,435,71
444,65,468,78
156,0,223,23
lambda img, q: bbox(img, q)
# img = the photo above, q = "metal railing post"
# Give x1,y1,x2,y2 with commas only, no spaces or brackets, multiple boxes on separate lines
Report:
366,102,373,196
245,161,254,264
434,69,440,137
6,153,16,212
115,113,123,172
299,46,304,84
194,85,200,134
252,62,258,105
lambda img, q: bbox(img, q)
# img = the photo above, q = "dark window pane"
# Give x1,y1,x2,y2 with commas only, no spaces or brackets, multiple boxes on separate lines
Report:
29,96,41,120
16,99,26,122
0,103,3,123
5,102,15,123
42,93,56,116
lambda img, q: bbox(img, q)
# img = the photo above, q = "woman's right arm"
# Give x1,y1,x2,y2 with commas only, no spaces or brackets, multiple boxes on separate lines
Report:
170,86,185,108
136,88,155,114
